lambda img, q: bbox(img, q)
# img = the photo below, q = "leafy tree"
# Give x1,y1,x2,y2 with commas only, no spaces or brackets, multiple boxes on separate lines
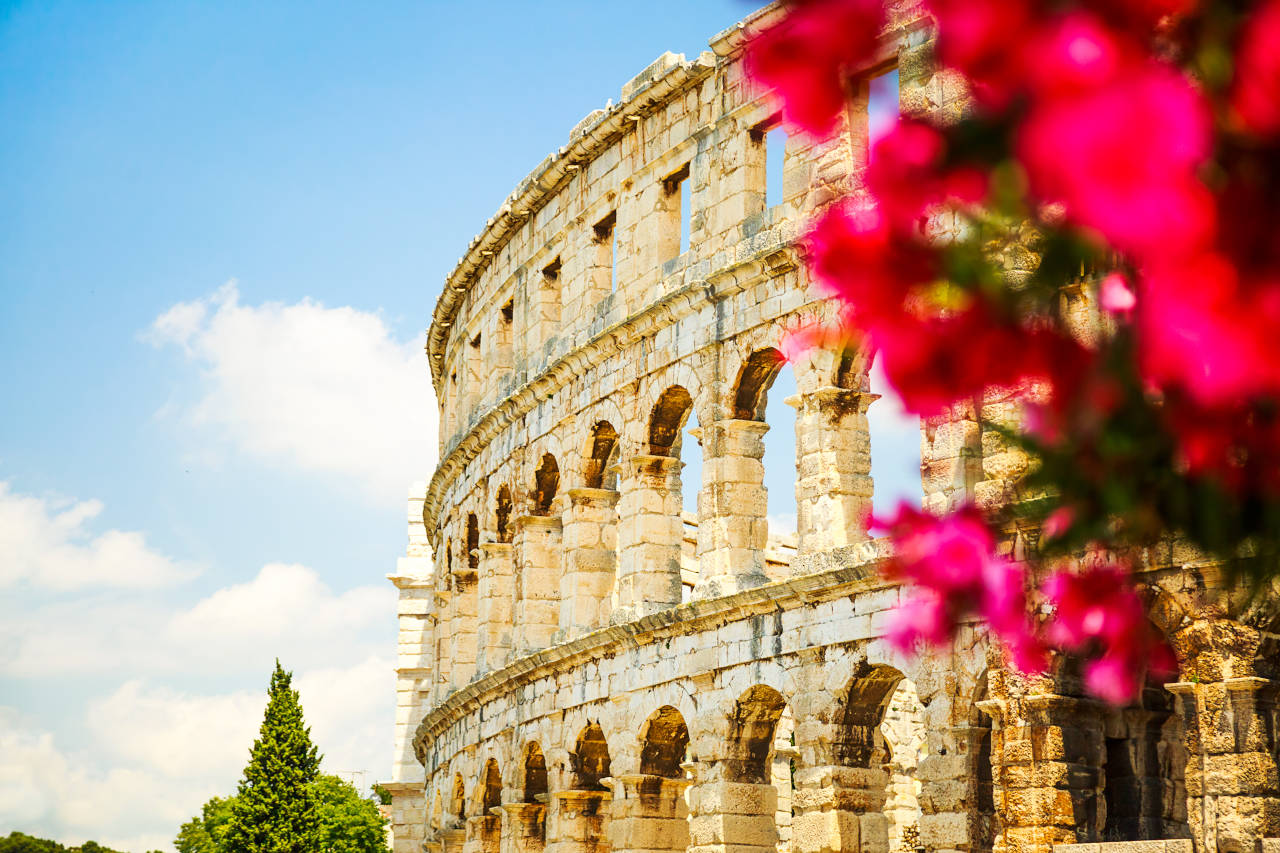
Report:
176,778,387,853
0,833,132,853
175,796,235,853
222,661,321,853
314,775,390,853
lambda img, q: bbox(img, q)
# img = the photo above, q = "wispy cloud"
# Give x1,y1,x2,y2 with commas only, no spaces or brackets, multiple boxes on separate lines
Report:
147,282,438,503
0,481,197,590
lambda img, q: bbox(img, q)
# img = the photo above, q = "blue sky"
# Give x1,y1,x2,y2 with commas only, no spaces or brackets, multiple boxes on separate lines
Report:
0,2,916,849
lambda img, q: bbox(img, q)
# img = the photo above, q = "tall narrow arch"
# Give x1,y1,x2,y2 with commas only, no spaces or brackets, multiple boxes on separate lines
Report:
570,723,611,790
732,347,785,421
450,772,466,820
522,741,548,803
726,684,788,784
495,485,513,543
466,513,480,571
534,453,560,514
648,386,694,456
584,421,620,489
639,705,690,778
477,757,502,816
834,664,904,768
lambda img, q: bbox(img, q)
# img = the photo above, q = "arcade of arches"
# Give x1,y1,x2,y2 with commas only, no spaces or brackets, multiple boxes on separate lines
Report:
385,5,1280,853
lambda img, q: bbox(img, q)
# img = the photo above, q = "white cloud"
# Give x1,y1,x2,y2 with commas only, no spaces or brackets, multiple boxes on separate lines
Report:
0,563,392,679
147,282,438,502
1,655,394,852
0,481,196,591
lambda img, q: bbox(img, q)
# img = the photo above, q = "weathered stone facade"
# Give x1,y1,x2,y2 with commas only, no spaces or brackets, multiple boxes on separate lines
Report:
388,5,1280,853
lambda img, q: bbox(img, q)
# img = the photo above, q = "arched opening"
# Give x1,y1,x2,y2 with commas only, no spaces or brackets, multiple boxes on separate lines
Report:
723,685,788,853
480,758,502,815
639,705,690,778
431,787,443,831
534,453,559,515
737,347,798,574
829,665,914,853
496,486,513,543
647,385,699,601
451,773,466,826
467,513,480,571
584,421,620,490
470,758,503,853
570,723,611,791
880,677,925,853
523,742,548,803
971,673,997,853
1100,675,1188,841
649,386,694,456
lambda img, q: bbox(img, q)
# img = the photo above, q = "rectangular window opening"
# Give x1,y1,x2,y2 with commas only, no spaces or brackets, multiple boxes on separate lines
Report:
765,126,787,209
663,163,691,261
542,256,561,284
500,298,513,323
867,67,901,151
593,212,617,293
470,333,481,349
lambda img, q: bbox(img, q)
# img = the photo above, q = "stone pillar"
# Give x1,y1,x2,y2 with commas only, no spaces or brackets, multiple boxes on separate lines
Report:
432,592,453,705
385,781,428,853
687,770,779,853
513,515,562,656
787,387,875,555
449,570,479,688
559,488,619,640
986,694,1107,853
607,775,690,853
614,454,684,623
694,419,771,599
790,764,889,853
464,815,502,853
442,827,467,853
497,803,547,853
475,542,514,674
1168,620,1280,850
916,723,995,853
546,790,611,853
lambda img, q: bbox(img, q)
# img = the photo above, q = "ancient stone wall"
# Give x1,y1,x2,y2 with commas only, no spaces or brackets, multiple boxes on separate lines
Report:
389,5,1280,853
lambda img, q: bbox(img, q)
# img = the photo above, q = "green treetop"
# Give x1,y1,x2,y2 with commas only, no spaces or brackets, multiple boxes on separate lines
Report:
223,661,322,853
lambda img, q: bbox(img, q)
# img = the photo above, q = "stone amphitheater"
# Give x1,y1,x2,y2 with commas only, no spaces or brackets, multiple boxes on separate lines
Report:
383,4,1280,853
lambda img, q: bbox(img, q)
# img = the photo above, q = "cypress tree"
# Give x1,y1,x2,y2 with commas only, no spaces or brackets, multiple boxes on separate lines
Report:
224,661,322,853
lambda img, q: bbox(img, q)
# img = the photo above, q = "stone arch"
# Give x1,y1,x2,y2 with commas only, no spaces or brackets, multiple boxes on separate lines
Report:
451,772,466,822
583,420,620,490
533,453,559,515
726,684,789,784
732,347,786,421
648,386,694,456
638,705,690,778
570,722,611,790
475,757,502,815
879,676,925,853
834,663,904,768
832,343,871,392
970,670,997,853
495,485,514,543
466,513,480,571
523,741,549,802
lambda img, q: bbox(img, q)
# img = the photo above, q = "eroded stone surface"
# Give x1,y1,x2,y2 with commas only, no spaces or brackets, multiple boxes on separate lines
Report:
388,5,1280,853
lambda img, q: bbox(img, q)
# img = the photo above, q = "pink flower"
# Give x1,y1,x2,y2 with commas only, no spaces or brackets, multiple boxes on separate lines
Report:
925,0,1036,107
885,592,953,653
1026,12,1139,99
1017,62,1215,266
1137,255,1280,406
877,504,1047,673
1042,506,1076,540
1099,272,1136,316
1231,0,1280,136
1085,653,1144,705
803,202,937,326
745,0,885,135
867,118,988,229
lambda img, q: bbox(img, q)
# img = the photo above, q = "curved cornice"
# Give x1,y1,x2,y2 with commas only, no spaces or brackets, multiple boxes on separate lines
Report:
422,234,802,535
412,542,893,765
426,54,718,390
